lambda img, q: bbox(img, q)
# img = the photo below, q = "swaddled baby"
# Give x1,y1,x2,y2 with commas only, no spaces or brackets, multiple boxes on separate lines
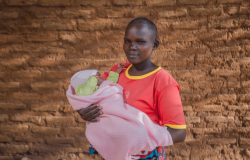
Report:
66,63,173,160
73,63,125,96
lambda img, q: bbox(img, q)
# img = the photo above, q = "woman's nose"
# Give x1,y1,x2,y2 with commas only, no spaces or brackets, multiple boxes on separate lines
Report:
129,43,137,50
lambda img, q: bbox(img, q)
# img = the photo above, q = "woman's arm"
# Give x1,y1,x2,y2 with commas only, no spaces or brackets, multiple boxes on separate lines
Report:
156,81,186,144
167,128,186,144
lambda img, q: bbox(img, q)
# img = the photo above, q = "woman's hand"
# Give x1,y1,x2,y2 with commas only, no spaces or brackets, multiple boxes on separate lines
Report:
78,104,103,122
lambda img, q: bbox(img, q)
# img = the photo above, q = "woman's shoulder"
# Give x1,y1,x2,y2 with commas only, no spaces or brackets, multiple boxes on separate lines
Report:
154,68,179,87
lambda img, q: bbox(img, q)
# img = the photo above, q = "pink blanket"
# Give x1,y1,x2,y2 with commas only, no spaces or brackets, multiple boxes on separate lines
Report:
66,81,173,160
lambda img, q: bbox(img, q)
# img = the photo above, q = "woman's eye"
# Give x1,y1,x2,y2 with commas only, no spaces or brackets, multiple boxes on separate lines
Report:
124,40,130,44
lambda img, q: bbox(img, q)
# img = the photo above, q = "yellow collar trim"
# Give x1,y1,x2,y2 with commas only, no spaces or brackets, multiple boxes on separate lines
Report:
164,124,186,129
125,64,161,80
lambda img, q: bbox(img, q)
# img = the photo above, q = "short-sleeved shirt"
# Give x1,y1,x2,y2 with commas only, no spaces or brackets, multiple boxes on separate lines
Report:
102,62,186,129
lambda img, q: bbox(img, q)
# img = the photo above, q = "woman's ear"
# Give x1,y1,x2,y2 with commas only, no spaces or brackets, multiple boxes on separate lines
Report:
153,39,159,50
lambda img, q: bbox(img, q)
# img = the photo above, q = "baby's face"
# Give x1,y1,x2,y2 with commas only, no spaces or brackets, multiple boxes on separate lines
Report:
95,72,101,76
94,72,104,86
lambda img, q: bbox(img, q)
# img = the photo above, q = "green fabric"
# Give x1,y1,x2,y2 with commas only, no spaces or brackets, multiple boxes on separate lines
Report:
75,71,119,96
106,71,119,83
75,76,99,96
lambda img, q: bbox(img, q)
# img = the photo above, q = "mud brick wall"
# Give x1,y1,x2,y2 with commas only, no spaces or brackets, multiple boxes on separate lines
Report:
0,0,250,159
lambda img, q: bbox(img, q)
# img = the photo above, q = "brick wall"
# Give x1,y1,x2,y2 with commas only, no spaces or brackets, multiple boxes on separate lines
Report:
0,0,250,159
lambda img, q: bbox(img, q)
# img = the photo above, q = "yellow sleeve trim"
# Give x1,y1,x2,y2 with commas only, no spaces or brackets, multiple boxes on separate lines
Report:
125,64,162,80
164,124,186,129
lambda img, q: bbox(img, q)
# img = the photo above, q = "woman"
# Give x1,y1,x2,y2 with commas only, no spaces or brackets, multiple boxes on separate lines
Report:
78,18,186,160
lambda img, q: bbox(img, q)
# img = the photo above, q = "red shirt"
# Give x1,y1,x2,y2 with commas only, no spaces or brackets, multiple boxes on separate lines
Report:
102,62,186,129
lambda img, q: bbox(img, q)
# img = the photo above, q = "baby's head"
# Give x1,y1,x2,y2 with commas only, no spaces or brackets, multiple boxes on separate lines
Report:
95,72,101,76
93,72,105,86
71,69,100,89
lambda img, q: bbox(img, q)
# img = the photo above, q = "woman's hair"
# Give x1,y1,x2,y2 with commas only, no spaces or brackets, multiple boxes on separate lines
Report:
128,17,158,40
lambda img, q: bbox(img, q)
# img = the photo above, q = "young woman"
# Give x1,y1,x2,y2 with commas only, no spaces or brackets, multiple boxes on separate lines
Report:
78,18,186,160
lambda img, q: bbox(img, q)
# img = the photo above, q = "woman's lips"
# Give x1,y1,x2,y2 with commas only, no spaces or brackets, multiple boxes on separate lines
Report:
127,53,138,58
128,54,138,58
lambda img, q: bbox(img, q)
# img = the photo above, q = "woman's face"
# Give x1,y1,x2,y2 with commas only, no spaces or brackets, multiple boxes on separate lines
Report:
123,23,156,64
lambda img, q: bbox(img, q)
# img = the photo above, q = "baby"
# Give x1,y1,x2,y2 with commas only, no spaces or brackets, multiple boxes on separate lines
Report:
74,62,125,96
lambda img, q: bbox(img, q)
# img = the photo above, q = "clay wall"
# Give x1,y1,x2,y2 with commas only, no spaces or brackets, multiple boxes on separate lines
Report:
0,0,250,159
